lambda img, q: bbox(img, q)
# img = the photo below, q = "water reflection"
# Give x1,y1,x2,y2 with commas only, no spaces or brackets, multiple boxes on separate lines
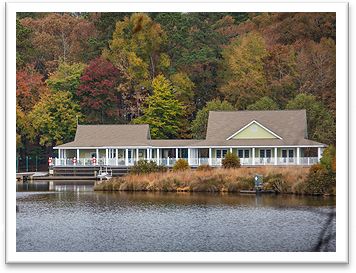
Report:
16,182,336,252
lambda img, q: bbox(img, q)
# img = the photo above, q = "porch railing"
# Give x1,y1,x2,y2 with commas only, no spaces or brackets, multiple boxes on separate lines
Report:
53,156,319,167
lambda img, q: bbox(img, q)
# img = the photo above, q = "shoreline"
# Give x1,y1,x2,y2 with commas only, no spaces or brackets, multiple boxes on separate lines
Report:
93,167,336,196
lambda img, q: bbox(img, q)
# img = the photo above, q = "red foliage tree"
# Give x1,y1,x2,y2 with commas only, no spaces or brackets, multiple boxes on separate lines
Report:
16,67,48,113
77,57,121,123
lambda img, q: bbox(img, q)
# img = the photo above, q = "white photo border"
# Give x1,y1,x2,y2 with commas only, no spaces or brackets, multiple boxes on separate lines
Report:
6,1,349,263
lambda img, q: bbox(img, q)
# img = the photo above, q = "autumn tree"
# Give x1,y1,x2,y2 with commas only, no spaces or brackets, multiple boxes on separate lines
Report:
170,72,195,118
155,13,233,109
46,62,86,100
103,13,168,119
16,67,48,113
264,44,298,108
16,104,26,149
77,57,121,123
247,96,279,110
296,38,336,114
133,75,185,139
20,13,98,74
191,99,234,139
219,31,269,109
27,91,82,147
286,93,335,145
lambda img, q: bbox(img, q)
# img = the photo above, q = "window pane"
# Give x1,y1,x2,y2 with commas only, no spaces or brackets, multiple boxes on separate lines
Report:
238,150,243,158
282,150,287,158
260,150,265,158
222,150,228,157
289,150,294,158
244,150,250,158
266,150,271,158
217,150,221,158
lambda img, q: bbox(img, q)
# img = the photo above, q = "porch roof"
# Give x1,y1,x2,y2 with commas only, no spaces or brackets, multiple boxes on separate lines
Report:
55,124,150,148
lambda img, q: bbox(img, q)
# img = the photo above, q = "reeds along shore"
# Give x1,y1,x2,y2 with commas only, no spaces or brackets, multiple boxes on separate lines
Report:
93,167,333,195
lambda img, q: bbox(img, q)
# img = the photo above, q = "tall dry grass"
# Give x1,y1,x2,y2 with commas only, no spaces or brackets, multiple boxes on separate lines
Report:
94,166,310,193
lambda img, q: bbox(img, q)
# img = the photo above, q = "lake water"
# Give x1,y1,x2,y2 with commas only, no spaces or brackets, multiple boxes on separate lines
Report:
16,181,336,252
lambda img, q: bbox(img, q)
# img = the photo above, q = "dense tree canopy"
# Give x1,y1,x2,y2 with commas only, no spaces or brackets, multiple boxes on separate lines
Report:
27,91,82,147
46,62,86,99
16,12,336,162
220,32,269,109
247,96,279,111
286,93,335,145
77,57,121,123
16,67,48,113
133,75,185,139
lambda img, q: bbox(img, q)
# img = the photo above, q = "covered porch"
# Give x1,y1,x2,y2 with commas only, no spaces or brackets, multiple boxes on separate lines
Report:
53,146,323,167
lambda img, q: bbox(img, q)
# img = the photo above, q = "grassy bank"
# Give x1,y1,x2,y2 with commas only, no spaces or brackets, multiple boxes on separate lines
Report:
93,167,325,194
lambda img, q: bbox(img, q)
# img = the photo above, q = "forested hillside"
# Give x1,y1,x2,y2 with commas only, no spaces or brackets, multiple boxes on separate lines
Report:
16,12,336,162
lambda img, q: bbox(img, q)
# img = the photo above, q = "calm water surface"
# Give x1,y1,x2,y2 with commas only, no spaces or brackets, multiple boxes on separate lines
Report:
16,181,335,252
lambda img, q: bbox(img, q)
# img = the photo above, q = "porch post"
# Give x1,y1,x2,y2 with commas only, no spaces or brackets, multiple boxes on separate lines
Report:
147,148,150,160
252,148,255,166
136,148,139,162
76,149,80,162
209,148,212,166
176,148,179,160
96,148,99,161
187,148,191,165
157,148,160,165
297,147,300,165
274,147,277,165
125,148,129,166
58,149,61,160
105,148,108,165
115,148,118,166
64,150,67,166
318,147,322,162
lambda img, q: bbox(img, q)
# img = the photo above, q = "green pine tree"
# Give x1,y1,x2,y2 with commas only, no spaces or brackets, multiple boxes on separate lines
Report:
133,74,185,139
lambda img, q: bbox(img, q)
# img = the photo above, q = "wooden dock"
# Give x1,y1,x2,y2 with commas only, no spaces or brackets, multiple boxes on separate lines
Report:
240,190,276,194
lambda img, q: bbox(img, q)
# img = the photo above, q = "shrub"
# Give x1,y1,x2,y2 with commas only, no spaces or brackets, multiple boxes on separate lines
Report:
130,160,167,175
320,145,336,172
263,173,291,193
196,164,213,171
305,164,336,194
173,159,190,172
222,152,241,168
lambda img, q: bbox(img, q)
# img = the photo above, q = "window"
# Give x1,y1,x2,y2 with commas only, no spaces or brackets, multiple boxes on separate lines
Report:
238,149,250,158
282,149,295,163
216,149,228,159
260,149,271,158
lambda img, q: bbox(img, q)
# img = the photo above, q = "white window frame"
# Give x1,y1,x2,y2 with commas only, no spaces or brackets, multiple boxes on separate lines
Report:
216,149,228,159
238,149,250,158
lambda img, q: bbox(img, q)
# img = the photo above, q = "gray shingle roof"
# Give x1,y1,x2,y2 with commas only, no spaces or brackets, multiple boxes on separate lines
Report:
202,110,325,147
55,110,326,148
56,124,150,148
